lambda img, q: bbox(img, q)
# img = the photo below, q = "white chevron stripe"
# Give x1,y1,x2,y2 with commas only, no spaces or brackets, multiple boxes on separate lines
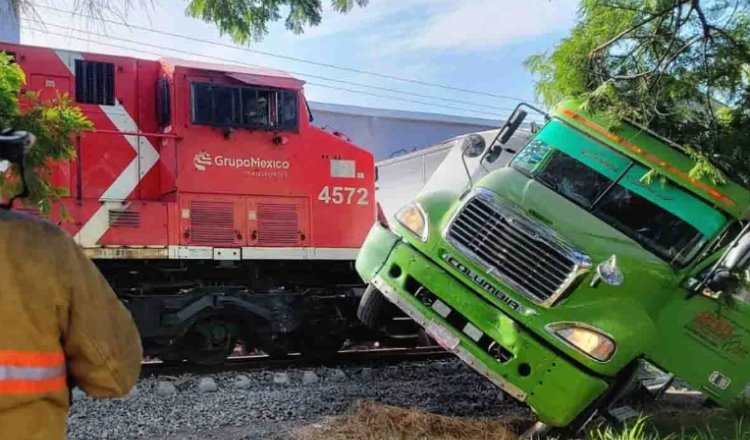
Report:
54,50,160,247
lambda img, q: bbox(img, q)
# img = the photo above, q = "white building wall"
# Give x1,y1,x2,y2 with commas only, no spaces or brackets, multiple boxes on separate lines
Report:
309,102,498,161
0,0,20,44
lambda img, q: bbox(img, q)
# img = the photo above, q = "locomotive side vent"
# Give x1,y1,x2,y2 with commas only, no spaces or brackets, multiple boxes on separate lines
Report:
191,201,235,245
257,203,299,246
109,209,140,228
74,60,115,106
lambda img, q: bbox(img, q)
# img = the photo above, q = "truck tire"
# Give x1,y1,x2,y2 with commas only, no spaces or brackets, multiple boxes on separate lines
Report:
357,285,391,330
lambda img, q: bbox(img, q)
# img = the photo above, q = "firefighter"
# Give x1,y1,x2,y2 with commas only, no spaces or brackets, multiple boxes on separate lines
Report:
0,128,142,439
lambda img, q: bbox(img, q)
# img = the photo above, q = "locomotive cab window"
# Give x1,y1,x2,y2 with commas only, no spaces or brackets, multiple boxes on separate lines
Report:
191,82,298,131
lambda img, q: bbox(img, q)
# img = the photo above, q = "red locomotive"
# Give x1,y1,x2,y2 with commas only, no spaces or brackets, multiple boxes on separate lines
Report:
0,42,376,364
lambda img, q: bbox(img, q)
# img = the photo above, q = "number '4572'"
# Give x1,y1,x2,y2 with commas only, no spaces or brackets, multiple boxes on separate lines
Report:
318,186,369,205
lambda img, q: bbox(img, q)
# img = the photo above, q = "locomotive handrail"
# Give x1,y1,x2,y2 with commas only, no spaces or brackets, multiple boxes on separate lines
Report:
83,128,182,139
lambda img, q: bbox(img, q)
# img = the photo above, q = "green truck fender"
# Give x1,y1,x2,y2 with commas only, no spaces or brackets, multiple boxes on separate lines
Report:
356,222,400,283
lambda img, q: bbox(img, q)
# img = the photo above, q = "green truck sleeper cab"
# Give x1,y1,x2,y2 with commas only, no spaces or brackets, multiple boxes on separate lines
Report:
356,100,750,431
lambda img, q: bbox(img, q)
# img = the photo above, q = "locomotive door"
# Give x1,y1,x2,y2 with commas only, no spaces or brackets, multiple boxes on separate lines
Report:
74,58,140,201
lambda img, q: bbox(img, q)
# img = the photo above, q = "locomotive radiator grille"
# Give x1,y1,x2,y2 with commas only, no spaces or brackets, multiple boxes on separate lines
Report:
257,203,300,246
445,190,590,305
191,201,235,245
109,209,141,228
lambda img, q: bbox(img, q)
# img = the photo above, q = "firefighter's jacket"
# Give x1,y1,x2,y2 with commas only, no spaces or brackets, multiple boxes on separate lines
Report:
0,210,142,439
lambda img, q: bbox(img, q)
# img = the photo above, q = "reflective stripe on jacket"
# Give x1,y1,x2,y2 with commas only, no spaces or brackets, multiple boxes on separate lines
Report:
0,211,142,440
0,350,66,395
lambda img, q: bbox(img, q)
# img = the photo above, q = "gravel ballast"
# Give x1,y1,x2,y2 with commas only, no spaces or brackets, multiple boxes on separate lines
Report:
67,359,525,440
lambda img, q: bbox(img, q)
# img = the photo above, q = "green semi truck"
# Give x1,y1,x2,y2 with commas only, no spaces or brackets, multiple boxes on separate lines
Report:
355,99,750,432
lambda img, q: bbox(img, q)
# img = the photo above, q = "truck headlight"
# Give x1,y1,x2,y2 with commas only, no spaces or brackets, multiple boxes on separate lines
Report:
396,202,428,241
548,323,616,362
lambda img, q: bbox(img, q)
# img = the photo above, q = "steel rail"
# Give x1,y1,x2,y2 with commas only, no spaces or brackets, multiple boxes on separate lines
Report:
140,346,449,377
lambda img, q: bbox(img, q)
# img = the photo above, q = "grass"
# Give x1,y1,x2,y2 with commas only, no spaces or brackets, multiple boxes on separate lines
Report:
590,418,750,440
295,394,750,440
295,401,525,440
590,394,750,440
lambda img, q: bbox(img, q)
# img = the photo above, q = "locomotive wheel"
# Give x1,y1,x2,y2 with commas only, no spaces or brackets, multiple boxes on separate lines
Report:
183,319,238,366
258,332,299,358
158,351,186,366
298,331,346,358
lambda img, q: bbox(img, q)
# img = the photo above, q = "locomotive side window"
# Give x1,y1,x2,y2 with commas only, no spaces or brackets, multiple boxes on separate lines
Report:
191,83,214,124
279,91,298,130
241,88,272,126
213,86,241,126
190,82,298,131
74,60,115,106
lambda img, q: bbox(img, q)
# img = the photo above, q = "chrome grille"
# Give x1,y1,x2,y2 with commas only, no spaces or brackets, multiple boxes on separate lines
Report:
446,191,589,305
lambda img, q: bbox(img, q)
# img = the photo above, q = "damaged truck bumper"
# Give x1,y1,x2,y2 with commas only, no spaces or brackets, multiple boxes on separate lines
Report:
357,225,609,427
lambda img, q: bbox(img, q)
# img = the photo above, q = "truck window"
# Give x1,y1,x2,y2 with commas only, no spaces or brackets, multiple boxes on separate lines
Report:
512,119,727,266
191,82,298,131
593,177,708,263
534,150,613,207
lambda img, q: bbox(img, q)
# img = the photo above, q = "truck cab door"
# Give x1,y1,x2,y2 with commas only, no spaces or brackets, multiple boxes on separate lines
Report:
649,257,750,405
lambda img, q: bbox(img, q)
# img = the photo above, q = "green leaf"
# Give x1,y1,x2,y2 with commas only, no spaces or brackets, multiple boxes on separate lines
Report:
0,53,91,215
525,0,750,187
185,0,367,43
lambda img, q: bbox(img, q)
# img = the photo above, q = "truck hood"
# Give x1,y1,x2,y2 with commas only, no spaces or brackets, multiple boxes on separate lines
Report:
474,168,675,288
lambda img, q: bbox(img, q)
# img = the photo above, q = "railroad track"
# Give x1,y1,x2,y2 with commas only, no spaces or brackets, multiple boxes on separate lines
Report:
141,346,450,377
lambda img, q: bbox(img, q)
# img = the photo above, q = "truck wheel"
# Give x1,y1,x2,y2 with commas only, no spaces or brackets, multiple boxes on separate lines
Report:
357,285,391,330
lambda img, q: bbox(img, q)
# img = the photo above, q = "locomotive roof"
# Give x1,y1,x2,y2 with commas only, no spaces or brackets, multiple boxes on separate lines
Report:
160,57,305,90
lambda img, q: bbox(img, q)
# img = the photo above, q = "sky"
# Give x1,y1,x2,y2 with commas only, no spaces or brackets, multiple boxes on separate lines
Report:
17,0,580,121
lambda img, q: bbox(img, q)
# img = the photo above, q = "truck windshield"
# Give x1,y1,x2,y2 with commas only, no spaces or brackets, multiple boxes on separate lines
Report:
511,120,727,266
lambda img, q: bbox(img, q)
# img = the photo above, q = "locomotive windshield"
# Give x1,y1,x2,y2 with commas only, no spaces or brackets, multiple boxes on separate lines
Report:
191,82,298,131
511,119,726,266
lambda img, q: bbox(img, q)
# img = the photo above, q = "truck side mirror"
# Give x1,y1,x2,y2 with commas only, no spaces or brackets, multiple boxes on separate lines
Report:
500,109,528,144
722,232,750,271
699,229,750,298
156,76,171,129
706,269,732,294
485,108,528,163
461,134,486,158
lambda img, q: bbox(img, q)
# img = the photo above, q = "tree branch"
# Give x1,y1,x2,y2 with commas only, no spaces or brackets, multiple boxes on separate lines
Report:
610,35,703,80
709,26,750,59
692,0,713,40
589,0,689,56
702,38,718,147
600,1,661,15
